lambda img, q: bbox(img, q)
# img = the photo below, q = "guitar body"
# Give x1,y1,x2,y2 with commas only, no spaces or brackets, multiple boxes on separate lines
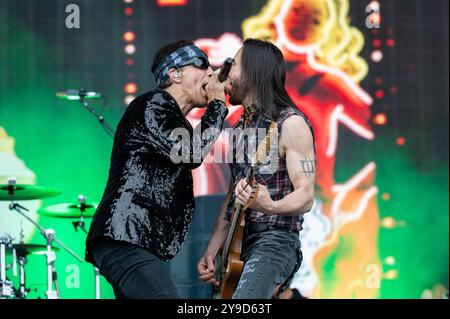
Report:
212,121,277,299
218,252,244,299
213,209,246,299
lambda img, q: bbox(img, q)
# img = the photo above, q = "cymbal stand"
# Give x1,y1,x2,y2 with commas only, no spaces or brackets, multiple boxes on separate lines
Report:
0,233,13,298
70,194,101,298
17,255,27,299
72,195,88,234
8,178,83,299
94,267,101,299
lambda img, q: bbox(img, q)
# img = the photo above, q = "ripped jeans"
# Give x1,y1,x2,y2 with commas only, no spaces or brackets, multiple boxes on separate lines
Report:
232,222,302,299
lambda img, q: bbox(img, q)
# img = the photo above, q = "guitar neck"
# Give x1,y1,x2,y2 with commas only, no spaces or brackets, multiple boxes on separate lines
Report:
222,163,258,260
222,202,242,261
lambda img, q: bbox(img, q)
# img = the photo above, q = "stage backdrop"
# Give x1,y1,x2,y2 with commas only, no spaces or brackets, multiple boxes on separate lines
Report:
0,0,448,299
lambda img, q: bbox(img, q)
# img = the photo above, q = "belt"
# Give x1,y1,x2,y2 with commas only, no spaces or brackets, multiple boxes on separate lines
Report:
245,222,299,235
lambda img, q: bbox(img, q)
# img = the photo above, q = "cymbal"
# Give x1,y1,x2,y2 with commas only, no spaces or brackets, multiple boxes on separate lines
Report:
0,184,62,201
37,202,98,218
8,244,60,256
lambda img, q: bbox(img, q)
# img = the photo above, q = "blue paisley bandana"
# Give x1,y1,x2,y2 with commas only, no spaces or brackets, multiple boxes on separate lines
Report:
152,45,209,86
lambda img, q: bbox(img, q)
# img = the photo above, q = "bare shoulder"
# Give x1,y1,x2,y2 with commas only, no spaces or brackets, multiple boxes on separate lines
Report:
280,114,314,151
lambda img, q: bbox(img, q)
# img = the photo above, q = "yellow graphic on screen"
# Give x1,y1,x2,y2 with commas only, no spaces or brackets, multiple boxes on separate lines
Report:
242,0,368,82
0,127,40,242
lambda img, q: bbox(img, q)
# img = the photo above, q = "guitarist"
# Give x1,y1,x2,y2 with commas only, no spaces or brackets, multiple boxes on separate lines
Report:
197,39,316,299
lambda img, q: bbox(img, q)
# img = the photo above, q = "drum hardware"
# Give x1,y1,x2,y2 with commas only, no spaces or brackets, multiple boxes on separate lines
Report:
72,195,87,234
38,194,101,299
2,177,103,299
4,243,60,299
0,233,13,299
4,177,83,299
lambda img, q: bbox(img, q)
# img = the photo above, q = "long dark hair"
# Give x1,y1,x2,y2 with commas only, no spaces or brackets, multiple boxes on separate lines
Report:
241,38,297,120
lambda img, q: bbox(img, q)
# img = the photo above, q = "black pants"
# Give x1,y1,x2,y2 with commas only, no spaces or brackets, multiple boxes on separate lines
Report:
91,239,179,299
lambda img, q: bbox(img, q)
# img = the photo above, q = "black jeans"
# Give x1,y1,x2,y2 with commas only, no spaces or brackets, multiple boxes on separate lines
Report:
91,239,179,299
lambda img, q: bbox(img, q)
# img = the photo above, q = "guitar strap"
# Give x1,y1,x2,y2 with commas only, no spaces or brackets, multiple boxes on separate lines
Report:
241,120,277,211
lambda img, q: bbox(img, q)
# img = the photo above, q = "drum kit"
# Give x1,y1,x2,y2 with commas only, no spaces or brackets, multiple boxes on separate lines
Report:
0,177,100,299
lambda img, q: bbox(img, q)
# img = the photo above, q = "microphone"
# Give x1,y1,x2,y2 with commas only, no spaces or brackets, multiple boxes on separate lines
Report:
218,58,233,82
56,89,101,100
56,88,115,138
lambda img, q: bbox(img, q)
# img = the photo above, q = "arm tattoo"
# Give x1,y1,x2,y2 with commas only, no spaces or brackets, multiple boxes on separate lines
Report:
299,155,315,178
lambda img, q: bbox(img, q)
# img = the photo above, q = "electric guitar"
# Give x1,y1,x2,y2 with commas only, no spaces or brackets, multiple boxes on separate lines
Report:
212,121,277,299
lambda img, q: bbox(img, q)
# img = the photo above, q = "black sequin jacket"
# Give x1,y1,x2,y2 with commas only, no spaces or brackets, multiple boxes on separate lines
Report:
86,89,228,263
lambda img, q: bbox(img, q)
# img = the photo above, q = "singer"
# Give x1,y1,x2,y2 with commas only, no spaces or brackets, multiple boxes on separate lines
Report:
85,39,230,299
197,39,316,299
